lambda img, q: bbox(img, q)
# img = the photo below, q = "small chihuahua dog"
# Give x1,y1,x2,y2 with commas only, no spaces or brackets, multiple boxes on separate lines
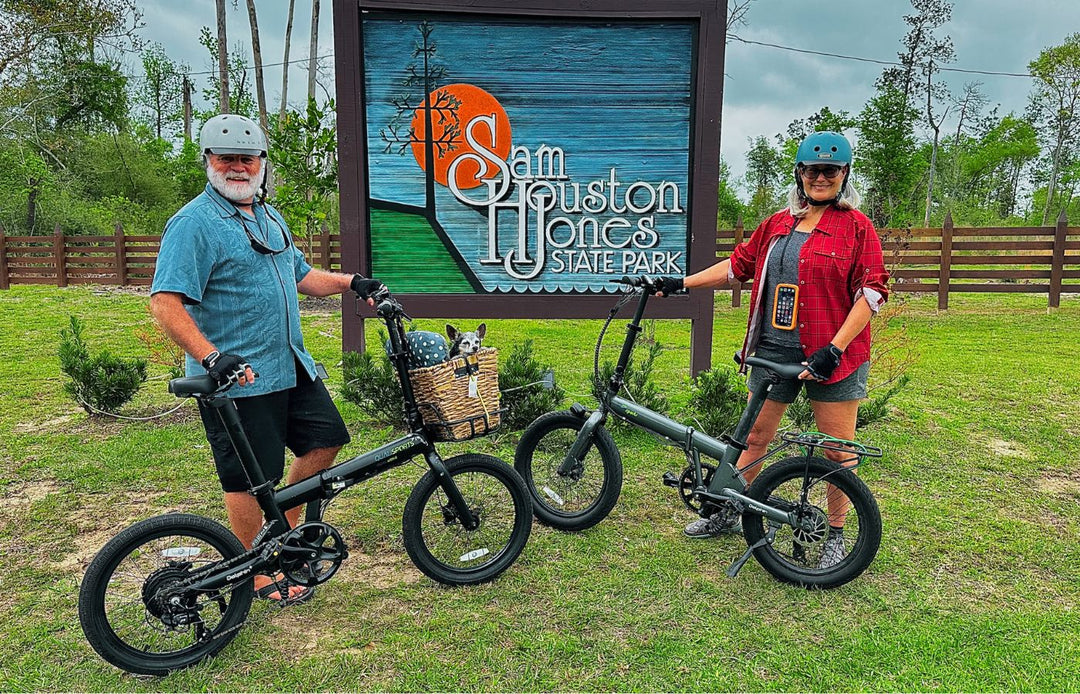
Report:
446,323,486,357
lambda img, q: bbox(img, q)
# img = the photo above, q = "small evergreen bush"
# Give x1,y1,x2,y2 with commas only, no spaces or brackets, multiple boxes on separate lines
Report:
683,365,748,437
340,337,405,429
498,339,564,431
59,316,148,416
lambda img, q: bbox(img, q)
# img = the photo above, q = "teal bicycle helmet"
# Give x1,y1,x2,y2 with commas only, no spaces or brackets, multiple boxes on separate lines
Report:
794,131,853,206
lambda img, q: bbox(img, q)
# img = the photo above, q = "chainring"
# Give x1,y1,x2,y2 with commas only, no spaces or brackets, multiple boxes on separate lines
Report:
678,463,717,512
277,521,348,587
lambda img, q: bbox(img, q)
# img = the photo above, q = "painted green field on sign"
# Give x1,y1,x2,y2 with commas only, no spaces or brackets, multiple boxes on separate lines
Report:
370,208,475,293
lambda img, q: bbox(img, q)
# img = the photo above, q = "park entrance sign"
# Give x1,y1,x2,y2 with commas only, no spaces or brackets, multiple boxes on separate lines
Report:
334,0,727,373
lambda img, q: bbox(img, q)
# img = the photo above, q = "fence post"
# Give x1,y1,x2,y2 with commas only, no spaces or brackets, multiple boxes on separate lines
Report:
731,216,744,308
937,212,952,310
321,222,332,270
1049,209,1067,310
114,223,128,286
0,225,8,290
54,223,67,288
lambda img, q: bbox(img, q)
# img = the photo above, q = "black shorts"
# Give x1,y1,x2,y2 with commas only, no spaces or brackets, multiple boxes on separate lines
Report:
197,375,351,493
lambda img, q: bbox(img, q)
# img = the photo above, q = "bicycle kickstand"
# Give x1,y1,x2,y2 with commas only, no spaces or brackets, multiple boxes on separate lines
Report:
726,523,777,578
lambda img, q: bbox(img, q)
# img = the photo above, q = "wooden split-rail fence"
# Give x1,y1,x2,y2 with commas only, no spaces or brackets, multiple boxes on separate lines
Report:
2,212,1077,309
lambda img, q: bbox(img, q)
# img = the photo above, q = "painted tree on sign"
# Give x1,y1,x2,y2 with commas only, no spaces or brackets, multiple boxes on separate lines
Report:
380,21,462,216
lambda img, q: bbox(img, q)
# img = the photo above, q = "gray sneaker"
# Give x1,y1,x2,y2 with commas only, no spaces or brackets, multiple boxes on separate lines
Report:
683,511,742,538
818,531,846,569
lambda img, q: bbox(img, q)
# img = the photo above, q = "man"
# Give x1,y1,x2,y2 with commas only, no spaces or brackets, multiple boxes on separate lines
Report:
150,114,384,603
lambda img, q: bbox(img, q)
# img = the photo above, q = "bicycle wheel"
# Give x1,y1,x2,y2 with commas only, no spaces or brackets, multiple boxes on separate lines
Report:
513,410,622,531
403,454,532,586
78,513,253,675
742,456,881,589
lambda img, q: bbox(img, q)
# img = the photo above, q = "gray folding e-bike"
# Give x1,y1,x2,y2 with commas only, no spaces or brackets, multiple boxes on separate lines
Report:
78,288,532,675
514,276,882,589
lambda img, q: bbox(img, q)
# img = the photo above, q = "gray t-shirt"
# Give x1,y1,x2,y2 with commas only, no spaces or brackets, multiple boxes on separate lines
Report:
760,229,810,348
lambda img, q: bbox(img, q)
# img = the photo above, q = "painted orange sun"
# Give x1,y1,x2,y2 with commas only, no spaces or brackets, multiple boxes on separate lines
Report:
410,83,511,190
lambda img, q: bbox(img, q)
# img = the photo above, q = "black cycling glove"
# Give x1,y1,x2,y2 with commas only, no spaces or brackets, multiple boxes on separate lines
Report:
655,276,685,296
804,344,843,381
202,352,251,386
351,274,387,300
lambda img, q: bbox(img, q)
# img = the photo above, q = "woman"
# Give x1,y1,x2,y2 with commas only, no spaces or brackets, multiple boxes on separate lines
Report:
658,131,889,568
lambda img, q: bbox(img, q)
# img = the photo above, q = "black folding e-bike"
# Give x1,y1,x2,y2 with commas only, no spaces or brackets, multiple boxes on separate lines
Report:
514,276,882,589
77,289,532,676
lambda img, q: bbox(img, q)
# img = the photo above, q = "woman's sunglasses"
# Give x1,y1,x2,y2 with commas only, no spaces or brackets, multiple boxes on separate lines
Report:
799,164,845,180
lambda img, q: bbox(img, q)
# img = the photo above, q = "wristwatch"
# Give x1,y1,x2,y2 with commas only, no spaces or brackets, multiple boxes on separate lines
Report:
201,350,221,369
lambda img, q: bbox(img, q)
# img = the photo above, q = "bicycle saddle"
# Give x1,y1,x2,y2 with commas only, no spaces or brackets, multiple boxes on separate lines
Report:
734,352,806,380
168,374,219,397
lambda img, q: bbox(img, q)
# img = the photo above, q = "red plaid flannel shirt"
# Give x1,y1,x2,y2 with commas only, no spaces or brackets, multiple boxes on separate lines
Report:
730,206,890,384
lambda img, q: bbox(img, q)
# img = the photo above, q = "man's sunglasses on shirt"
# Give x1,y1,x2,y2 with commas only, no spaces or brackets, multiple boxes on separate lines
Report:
238,213,291,255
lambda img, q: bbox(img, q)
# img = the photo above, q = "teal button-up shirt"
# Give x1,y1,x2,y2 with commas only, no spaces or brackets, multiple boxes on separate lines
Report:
151,184,316,397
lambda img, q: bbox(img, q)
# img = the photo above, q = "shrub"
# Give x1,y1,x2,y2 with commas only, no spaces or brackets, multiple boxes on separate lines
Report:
593,321,668,421
59,316,148,416
682,365,748,437
340,337,404,428
498,339,564,431
134,306,184,378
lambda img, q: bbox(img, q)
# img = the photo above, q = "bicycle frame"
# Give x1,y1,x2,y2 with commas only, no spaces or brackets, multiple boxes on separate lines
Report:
560,282,828,530
171,293,480,561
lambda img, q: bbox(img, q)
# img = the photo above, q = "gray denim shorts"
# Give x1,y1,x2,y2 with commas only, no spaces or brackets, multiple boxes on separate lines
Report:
746,343,869,404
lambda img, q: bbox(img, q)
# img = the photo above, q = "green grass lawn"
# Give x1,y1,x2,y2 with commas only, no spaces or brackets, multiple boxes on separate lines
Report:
0,285,1078,691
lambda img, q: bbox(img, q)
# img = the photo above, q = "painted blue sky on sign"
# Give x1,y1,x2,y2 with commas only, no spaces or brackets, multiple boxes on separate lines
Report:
362,15,695,292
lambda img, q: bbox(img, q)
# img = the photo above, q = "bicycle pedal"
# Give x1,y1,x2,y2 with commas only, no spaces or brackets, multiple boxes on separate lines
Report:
661,471,680,488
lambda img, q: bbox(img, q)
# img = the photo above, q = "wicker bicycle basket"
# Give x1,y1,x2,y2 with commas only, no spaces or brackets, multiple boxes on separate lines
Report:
407,347,501,441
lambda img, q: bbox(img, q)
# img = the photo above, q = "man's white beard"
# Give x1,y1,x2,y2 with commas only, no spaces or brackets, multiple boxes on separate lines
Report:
207,159,264,203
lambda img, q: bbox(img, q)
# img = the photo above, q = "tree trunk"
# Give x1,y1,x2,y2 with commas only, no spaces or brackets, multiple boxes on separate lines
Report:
216,0,229,112
26,177,39,232
1042,122,1065,226
279,0,296,125
245,0,269,135
307,0,320,103
183,74,193,141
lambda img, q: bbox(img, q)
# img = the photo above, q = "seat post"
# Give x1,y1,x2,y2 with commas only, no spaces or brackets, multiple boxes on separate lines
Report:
210,398,290,531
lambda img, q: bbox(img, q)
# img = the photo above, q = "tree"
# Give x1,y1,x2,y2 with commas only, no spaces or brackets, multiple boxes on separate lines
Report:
278,0,297,124
215,0,229,112
858,76,924,227
269,98,338,245
0,0,142,83
307,0,321,103
133,43,187,139
743,135,786,225
716,158,743,228
245,0,268,134
198,28,255,120
1027,33,1080,225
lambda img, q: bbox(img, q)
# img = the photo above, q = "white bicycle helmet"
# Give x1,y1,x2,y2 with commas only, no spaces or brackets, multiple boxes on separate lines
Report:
199,114,267,156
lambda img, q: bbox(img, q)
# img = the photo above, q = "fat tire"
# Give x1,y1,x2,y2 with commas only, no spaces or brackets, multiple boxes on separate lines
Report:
403,454,532,586
78,513,253,675
513,410,622,531
742,456,881,589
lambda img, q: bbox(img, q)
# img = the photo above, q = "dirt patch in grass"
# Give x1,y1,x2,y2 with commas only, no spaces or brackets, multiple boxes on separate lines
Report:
46,490,176,574
1036,472,1080,497
4,478,64,506
986,438,1029,459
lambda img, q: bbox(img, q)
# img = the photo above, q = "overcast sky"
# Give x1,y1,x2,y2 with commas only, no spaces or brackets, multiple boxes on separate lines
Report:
135,0,1080,193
